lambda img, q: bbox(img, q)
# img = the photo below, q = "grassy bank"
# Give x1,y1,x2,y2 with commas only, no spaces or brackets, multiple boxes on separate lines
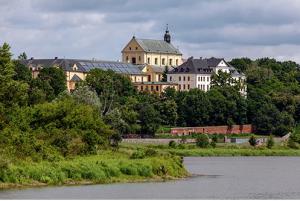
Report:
121,143,300,157
0,150,188,189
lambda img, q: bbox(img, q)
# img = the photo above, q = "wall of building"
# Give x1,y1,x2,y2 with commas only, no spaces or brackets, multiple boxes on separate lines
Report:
134,83,178,95
196,74,211,92
122,39,145,64
170,124,253,135
122,39,182,66
143,53,182,67
167,74,196,91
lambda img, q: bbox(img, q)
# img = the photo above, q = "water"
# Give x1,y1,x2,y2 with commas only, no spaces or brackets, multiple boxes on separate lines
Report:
1,157,300,199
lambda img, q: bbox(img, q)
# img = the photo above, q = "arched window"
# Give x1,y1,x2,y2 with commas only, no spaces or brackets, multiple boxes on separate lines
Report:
147,58,150,64
155,58,158,65
179,76,181,81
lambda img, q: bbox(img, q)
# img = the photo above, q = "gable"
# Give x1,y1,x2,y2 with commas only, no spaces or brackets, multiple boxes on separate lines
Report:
217,59,229,67
122,37,145,53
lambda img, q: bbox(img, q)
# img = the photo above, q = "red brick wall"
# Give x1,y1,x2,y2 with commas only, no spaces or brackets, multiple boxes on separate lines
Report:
170,124,253,135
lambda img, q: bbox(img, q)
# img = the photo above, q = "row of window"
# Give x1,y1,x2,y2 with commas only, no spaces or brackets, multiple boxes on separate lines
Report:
140,85,160,92
169,76,211,82
198,76,210,82
129,46,138,50
198,84,210,91
126,55,179,66
178,84,190,90
150,58,178,66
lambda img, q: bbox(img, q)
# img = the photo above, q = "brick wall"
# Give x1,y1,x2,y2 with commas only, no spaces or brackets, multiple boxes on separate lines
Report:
170,124,253,136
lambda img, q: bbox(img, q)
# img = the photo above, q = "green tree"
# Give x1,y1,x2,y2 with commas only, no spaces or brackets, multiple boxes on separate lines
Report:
177,89,211,126
85,69,136,115
37,67,67,98
13,60,32,83
157,99,178,126
196,134,210,148
249,135,258,147
267,135,275,149
138,104,161,136
17,52,27,60
161,66,169,82
0,43,29,108
211,70,234,88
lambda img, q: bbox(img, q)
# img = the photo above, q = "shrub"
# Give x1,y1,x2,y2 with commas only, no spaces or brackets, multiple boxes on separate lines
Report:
177,144,186,149
145,148,158,157
130,150,145,159
180,135,187,144
267,135,275,149
211,134,218,143
168,140,177,148
249,135,258,147
287,138,299,149
196,134,210,148
120,164,138,175
137,165,152,177
210,141,216,148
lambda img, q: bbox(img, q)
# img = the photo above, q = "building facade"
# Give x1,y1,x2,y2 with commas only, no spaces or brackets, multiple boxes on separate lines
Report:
121,27,183,67
22,58,147,91
167,57,247,95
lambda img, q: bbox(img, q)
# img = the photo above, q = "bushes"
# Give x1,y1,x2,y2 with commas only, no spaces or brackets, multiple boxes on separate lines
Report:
168,140,177,148
130,150,145,159
196,134,210,148
267,135,275,149
0,151,188,187
249,135,258,147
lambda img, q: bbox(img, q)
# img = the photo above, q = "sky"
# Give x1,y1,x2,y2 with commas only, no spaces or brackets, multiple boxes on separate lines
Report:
1,0,300,62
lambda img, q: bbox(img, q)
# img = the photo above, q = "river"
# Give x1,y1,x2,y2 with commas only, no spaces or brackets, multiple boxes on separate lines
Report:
1,157,300,199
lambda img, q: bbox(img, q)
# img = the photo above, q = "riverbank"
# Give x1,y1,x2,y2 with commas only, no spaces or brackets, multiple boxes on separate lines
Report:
120,142,300,157
1,142,300,190
0,150,188,190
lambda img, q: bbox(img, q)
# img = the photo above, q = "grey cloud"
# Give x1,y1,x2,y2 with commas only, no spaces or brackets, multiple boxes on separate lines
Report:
1,0,300,62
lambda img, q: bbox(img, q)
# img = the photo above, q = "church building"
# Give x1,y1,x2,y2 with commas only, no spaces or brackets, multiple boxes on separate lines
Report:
121,26,183,67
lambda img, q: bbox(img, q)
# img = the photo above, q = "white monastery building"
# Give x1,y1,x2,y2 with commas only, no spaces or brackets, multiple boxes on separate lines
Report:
167,56,247,95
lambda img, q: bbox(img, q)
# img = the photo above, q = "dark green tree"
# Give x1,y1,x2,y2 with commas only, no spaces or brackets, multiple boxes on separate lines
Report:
37,67,67,98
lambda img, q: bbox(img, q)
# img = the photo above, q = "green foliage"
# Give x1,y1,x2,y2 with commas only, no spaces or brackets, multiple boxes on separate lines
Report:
138,104,161,136
196,134,210,148
248,135,258,147
168,140,177,148
36,67,67,100
130,150,145,159
0,152,187,186
161,66,169,82
267,135,275,149
84,69,136,115
210,141,217,148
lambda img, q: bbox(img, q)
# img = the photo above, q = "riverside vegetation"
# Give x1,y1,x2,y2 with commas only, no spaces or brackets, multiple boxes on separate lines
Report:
1,42,300,189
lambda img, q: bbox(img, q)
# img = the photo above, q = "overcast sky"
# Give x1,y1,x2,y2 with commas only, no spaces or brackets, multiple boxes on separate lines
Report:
1,0,300,62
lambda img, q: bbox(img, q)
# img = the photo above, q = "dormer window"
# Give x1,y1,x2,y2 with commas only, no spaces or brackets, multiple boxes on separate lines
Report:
129,47,132,50
73,64,78,71
135,47,138,50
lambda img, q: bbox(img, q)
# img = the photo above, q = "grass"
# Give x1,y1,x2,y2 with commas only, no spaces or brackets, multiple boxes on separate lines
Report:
120,142,300,157
2,140,300,190
0,150,188,189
